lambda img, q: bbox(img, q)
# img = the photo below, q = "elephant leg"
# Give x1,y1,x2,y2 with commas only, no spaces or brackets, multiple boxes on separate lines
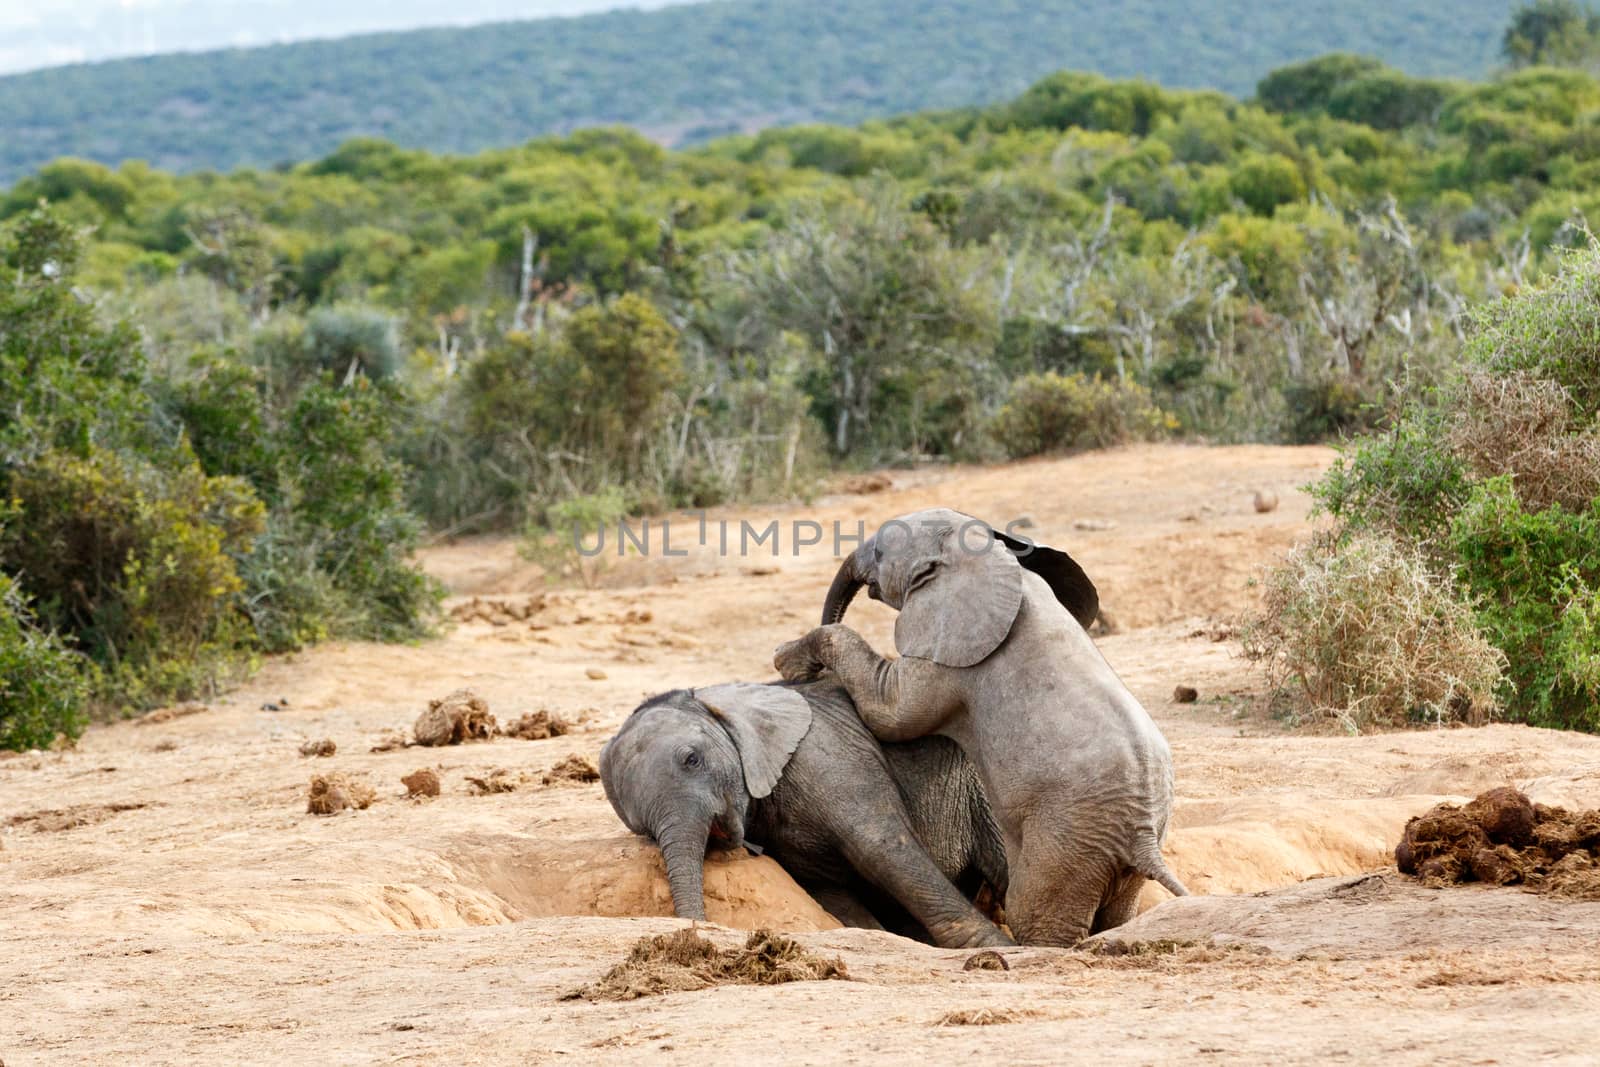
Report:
808,887,886,932
832,816,1013,949
1090,871,1147,935
1004,838,1115,947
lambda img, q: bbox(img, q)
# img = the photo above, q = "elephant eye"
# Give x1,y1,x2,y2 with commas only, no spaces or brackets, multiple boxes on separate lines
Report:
681,750,702,770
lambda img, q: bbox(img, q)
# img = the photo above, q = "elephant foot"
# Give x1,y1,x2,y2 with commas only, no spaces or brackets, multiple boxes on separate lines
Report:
931,918,1015,950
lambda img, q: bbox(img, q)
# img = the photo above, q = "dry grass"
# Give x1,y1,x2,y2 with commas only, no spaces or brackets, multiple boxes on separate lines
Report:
1242,531,1507,731
1448,370,1600,513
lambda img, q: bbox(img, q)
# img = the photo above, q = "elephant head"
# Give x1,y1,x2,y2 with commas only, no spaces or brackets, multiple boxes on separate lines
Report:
599,684,813,920
821,507,1099,667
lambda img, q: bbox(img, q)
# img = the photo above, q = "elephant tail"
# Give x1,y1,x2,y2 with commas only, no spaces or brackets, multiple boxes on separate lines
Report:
1134,832,1189,898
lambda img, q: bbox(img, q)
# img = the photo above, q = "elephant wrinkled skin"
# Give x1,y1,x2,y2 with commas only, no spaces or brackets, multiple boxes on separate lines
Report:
775,507,1187,946
599,679,1012,949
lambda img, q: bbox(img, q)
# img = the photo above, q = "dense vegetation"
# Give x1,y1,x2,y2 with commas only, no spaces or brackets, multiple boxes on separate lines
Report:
1250,246,1600,733
0,0,1517,182
9,5,1600,743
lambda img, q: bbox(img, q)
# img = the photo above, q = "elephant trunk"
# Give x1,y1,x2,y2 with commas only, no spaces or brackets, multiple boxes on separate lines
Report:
658,820,710,921
821,539,872,625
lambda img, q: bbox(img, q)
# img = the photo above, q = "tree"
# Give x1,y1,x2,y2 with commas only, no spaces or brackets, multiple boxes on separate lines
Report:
1503,0,1600,68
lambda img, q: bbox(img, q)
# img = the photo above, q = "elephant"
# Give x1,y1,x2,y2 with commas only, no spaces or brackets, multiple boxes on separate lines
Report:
599,678,1012,949
774,507,1187,946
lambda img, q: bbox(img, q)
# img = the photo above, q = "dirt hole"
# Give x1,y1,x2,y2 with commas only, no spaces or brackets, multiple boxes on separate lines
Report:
566,928,849,1001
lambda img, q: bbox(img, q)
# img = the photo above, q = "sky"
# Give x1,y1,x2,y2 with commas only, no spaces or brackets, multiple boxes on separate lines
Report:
0,0,699,75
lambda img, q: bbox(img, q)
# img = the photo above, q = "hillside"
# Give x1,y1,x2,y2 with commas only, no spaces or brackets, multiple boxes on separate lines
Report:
0,0,1515,182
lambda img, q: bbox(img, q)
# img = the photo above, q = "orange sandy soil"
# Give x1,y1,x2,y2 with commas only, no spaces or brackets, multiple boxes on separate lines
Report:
4,443,1600,1065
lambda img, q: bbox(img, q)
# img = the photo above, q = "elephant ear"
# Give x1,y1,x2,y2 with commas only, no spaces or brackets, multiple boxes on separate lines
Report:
895,527,1023,668
995,530,1100,630
694,683,814,799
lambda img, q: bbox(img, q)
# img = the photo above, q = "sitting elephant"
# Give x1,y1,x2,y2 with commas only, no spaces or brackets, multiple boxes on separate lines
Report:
599,679,1011,949
776,508,1187,945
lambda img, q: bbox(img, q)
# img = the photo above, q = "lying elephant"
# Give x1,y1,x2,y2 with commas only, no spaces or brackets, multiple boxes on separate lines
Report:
599,679,1011,948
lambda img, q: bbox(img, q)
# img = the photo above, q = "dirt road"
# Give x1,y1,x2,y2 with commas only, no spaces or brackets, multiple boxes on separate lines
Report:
5,444,1599,1065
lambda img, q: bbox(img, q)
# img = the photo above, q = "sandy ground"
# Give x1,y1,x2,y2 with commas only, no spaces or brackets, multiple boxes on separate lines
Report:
5,443,1600,1065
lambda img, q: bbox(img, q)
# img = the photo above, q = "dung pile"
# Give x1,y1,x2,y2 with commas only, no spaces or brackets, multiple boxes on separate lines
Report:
569,928,849,1001
307,773,376,815
450,595,545,625
402,769,441,798
1396,787,1600,900
414,689,497,746
542,754,599,785
465,769,523,795
503,710,571,740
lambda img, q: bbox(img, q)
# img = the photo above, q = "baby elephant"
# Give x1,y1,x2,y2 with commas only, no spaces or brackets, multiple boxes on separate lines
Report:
599,679,1011,949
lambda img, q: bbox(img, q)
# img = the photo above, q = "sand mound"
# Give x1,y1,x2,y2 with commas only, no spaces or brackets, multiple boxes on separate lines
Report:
1090,872,1600,959
1396,787,1600,899
298,738,336,757
446,835,843,932
414,689,497,746
503,711,571,740
402,769,440,798
569,927,848,1001
543,755,599,785
307,774,376,815
1140,794,1448,911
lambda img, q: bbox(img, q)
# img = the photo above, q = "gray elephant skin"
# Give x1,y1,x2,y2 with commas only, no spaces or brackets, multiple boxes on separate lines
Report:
599,679,1011,948
775,506,1188,946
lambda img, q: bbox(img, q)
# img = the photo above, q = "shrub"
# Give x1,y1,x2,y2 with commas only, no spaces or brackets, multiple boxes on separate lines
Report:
1,448,263,710
168,360,441,649
988,372,1172,459
1451,477,1600,731
521,487,632,588
1228,154,1307,216
273,378,441,643
1466,244,1600,414
0,572,91,750
1281,375,1382,445
1241,531,1507,732
1447,369,1600,512
1312,413,1471,546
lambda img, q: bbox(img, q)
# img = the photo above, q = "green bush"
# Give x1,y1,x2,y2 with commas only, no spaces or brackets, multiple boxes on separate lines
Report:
1451,477,1600,730
1464,244,1600,417
1256,54,1387,114
1228,154,1308,216
0,572,91,750
521,487,632,588
1282,375,1382,444
168,357,441,650
1312,414,1471,545
271,378,441,643
1,448,263,709
988,372,1173,459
